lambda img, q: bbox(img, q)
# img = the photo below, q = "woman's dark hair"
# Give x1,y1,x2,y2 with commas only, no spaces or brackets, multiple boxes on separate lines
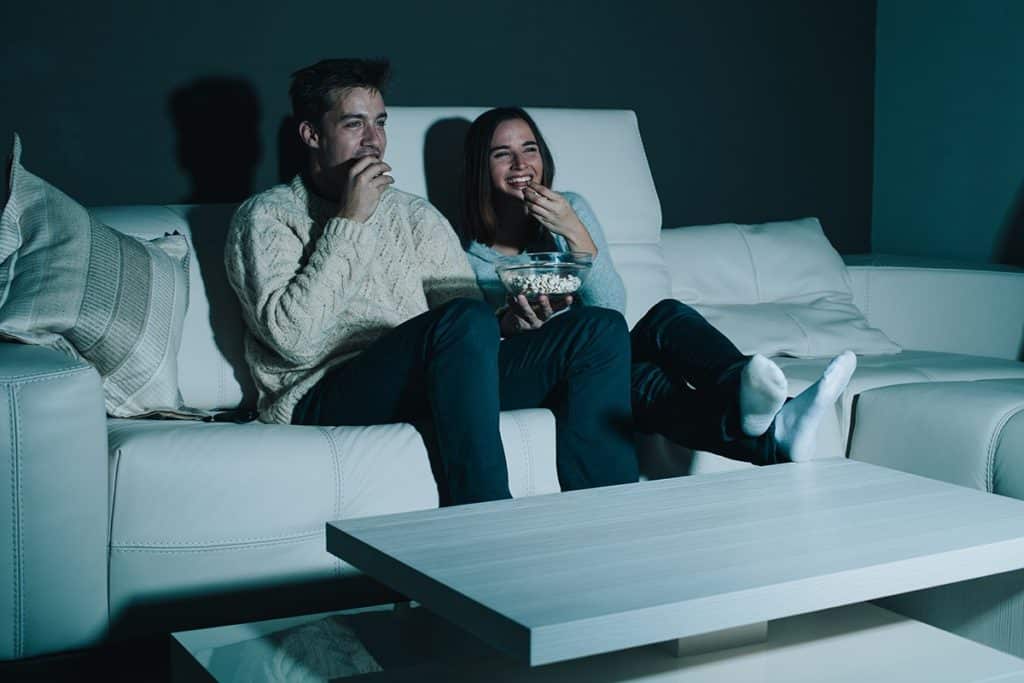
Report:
289,58,391,125
462,107,555,246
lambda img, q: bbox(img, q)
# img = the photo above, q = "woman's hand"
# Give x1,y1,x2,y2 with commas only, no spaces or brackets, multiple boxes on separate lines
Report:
499,294,573,336
523,183,598,255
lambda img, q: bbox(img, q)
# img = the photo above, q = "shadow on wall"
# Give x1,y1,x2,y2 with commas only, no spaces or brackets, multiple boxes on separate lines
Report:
277,115,305,184
995,180,1024,268
184,204,259,408
169,78,262,204
423,117,472,241
993,180,1024,361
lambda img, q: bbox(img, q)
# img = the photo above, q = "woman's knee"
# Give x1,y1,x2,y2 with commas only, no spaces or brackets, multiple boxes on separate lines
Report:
573,306,630,350
434,298,499,344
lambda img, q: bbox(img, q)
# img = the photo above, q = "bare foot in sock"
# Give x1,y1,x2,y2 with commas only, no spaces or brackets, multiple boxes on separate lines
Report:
739,354,788,437
774,351,857,462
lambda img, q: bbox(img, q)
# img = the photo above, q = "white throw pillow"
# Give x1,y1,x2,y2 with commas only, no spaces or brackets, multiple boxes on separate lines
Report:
666,217,900,358
0,133,190,416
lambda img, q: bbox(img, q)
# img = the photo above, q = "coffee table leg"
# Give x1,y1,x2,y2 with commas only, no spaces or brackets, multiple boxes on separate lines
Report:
662,621,768,658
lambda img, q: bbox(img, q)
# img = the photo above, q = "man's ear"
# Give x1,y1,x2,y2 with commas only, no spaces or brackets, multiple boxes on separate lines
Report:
298,120,319,150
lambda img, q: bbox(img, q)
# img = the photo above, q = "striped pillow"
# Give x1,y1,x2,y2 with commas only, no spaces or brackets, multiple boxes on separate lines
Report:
0,134,189,417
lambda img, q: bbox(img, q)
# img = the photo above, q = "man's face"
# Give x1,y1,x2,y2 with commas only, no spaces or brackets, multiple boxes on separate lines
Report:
305,86,388,180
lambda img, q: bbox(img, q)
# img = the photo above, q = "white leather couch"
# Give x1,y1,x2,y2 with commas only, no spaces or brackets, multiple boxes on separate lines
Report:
3,107,1024,662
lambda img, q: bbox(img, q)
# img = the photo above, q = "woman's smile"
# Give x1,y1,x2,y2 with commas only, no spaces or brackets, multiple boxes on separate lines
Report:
507,174,534,189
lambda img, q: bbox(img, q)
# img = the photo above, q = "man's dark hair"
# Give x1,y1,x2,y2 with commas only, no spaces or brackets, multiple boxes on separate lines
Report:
462,107,556,246
289,58,391,125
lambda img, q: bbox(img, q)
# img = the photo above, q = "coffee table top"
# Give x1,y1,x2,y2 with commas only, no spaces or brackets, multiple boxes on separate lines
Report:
327,459,1024,666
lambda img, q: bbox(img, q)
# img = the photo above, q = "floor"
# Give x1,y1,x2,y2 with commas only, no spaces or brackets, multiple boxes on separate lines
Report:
0,636,171,683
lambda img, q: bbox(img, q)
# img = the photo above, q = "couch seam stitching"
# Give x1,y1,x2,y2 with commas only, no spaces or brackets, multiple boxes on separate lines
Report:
110,531,321,553
784,311,812,356
15,387,24,658
862,270,872,321
513,413,533,496
317,427,343,579
8,385,22,658
0,365,95,386
216,354,225,407
107,447,124,627
524,414,535,496
735,226,761,302
986,404,1024,493
112,528,323,547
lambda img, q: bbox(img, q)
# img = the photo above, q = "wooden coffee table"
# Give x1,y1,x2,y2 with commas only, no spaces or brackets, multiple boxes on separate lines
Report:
327,459,1024,667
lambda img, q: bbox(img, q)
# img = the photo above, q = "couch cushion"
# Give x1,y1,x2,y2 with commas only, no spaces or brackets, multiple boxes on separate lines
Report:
105,409,557,628
1,135,190,417
660,218,900,357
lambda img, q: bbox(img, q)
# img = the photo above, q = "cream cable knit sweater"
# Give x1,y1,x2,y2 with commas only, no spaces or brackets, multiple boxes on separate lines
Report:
225,176,482,423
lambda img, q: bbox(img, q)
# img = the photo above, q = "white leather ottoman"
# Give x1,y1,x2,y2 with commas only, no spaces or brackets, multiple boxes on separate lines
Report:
848,378,1024,658
849,379,1024,496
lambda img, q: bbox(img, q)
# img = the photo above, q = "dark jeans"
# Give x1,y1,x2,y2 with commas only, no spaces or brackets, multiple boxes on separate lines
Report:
630,299,779,465
292,299,638,505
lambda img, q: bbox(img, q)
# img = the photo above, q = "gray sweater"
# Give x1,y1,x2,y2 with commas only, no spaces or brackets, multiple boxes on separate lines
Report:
465,192,627,314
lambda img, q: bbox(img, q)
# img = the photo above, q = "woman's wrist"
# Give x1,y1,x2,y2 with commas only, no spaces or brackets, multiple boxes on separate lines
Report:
563,221,598,255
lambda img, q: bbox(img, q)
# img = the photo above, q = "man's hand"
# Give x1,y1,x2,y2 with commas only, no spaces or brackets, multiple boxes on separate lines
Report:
338,156,394,223
499,294,573,336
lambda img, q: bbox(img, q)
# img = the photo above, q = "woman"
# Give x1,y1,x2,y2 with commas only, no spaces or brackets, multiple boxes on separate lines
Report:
462,107,856,465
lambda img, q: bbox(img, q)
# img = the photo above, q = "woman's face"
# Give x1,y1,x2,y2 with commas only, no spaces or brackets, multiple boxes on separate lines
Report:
488,118,544,202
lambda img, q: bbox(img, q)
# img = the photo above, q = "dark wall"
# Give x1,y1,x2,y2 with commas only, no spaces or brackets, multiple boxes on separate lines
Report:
873,0,1024,265
0,1,875,252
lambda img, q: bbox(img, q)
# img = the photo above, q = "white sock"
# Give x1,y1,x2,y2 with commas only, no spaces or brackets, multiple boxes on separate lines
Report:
774,350,857,462
739,354,788,437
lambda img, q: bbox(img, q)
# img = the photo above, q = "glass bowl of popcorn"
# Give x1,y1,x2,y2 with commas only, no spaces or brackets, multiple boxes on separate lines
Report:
494,252,593,303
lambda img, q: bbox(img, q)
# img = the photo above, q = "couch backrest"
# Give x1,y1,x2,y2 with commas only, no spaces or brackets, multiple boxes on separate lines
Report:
93,107,669,410
847,264,1024,360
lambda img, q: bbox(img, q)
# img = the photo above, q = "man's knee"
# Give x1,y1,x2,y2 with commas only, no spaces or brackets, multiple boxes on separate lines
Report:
635,298,702,332
650,298,697,319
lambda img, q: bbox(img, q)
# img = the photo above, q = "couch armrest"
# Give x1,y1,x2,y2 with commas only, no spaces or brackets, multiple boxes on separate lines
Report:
0,342,108,660
847,263,1024,360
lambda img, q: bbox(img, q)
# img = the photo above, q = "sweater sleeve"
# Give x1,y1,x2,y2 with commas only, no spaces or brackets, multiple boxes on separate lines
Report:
465,245,508,310
565,192,627,314
408,198,483,307
225,198,380,365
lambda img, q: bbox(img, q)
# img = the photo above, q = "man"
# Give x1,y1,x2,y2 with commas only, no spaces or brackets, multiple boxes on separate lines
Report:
225,58,637,505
